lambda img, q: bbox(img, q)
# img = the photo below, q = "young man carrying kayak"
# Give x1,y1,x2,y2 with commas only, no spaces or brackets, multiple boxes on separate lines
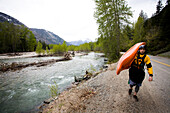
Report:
128,45,153,101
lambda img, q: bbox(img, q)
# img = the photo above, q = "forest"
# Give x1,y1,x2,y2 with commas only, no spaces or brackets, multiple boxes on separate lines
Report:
0,22,37,53
0,0,169,62
94,0,170,61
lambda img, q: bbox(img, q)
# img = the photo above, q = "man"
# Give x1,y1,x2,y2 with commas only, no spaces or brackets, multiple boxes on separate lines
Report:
129,45,153,101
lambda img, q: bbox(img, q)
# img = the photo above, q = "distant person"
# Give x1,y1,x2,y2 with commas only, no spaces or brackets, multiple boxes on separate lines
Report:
128,45,153,101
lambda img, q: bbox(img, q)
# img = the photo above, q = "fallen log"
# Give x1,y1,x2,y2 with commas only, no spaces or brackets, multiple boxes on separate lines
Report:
0,58,71,73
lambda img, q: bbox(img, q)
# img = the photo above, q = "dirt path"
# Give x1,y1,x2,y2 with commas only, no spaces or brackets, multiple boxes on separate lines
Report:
41,63,164,113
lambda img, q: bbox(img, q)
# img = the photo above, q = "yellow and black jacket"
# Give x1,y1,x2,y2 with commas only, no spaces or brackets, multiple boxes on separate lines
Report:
129,53,153,83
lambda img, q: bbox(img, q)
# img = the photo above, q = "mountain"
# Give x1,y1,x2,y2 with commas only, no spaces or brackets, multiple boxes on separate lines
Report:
30,28,67,45
69,39,92,46
0,12,26,26
0,12,67,45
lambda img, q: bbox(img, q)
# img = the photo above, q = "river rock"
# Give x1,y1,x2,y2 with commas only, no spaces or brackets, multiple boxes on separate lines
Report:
43,100,50,104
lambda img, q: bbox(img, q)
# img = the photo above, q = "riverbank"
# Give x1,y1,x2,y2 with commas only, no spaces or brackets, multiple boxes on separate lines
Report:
0,52,72,73
0,52,105,113
41,62,160,113
40,63,118,112
0,52,38,59
0,51,88,60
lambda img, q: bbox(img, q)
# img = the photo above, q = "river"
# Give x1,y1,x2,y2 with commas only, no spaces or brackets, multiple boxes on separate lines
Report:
0,52,106,113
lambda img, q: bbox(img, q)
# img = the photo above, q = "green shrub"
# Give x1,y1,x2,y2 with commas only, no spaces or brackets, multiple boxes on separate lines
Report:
49,81,59,98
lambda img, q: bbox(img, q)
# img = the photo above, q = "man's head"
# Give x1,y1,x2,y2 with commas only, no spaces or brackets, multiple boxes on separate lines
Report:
139,45,145,54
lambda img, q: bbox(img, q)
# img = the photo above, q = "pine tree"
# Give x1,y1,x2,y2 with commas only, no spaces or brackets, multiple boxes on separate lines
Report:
166,0,170,5
139,10,148,21
156,0,163,14
133,16,145,44
121,25,133,51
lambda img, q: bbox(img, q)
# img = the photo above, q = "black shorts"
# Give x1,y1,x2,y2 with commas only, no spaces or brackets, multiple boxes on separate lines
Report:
129,66,145,84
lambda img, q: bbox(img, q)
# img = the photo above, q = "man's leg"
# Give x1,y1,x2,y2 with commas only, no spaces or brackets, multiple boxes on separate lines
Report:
135,85,140,93
129,84,134,95
133,85,140,101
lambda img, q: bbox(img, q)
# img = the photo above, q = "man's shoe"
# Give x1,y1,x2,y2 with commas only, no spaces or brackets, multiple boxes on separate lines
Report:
129,89,132,95
133,95,139,101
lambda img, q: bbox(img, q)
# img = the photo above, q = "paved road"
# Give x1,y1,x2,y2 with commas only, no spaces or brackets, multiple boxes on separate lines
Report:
143,55,170,112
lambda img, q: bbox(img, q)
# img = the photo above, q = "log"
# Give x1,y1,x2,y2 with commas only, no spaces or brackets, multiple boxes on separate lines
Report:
0,57,72,72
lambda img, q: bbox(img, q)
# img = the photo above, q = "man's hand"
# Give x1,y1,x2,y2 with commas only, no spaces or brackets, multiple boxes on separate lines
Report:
148,76,153,81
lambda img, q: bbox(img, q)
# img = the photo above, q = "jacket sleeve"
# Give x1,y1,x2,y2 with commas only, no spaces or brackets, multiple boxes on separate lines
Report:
144,55,153,76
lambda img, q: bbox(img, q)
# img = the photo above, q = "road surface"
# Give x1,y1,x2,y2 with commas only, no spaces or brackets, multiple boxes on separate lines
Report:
144,55,170,112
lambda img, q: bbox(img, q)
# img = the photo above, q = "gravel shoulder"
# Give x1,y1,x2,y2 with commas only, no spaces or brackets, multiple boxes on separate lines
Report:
42,63,164,113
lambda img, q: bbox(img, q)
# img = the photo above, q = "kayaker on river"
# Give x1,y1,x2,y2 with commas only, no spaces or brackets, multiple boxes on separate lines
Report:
128,45,153,101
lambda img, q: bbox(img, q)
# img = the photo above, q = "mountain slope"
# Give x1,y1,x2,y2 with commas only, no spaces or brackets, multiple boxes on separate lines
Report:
0,12,67,45
30,28,66,44
0,12,26,26
144,4,170,54
69,39,92,46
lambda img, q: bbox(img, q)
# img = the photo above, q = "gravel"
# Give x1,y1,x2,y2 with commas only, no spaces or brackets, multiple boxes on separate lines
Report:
42,63,164,113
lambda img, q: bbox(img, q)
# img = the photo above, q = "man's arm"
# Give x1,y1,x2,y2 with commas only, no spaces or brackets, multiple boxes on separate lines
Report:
145,55,153,81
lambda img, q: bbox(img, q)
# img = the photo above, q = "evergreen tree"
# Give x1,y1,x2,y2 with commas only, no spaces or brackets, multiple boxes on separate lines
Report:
0,22,37,53
156,0,163,14
89,42,95,51
0,22,3,53
9,23,20,53
139,10,148,21
94,42,102,52
133,16,145,44
144,3,170,54
121,25,133,51
166,0,170,5
41,41,47,50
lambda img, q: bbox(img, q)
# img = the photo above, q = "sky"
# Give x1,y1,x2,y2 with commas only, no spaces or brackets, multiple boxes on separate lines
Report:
0,0,167,42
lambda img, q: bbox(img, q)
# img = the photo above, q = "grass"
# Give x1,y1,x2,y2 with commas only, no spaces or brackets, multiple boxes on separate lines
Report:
88,64,96,73
49,81,59,98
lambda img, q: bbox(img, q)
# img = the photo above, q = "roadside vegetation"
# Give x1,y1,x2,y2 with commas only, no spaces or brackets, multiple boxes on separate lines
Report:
35,40,102,56
158,51,170,58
